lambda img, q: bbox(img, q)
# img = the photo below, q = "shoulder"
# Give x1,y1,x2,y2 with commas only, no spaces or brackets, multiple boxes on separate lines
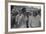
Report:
29,16,34,19
36,15,41,19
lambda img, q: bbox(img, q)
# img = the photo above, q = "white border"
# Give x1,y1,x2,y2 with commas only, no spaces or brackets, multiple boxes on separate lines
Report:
8,2,44,32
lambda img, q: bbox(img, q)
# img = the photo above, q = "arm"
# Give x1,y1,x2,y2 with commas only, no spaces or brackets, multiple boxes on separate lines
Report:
28,16,32,28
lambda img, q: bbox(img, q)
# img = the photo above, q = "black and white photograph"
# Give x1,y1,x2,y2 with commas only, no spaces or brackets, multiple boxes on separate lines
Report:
8,2,44,32
11,5,41,28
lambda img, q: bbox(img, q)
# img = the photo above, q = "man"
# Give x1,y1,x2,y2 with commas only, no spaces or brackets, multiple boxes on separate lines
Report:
28,11,41,28
15,8,27,28
11,7,18,28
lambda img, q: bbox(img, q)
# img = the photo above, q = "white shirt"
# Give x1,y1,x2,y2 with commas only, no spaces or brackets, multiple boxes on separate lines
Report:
28,15,41,28
15,14,27,28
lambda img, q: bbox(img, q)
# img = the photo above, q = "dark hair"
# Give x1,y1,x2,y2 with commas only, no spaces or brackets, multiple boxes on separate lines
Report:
21,8,26,13
38,9,41,16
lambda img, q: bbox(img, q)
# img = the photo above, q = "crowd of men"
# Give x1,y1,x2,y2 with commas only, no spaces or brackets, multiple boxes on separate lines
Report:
11,6,41,28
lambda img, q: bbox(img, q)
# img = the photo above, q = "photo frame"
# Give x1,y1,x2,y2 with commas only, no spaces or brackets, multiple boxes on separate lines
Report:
8,1,45,33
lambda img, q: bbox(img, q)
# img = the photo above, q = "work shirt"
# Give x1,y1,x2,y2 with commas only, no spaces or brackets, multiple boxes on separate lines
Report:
15,14,27,28
28,15,41,28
